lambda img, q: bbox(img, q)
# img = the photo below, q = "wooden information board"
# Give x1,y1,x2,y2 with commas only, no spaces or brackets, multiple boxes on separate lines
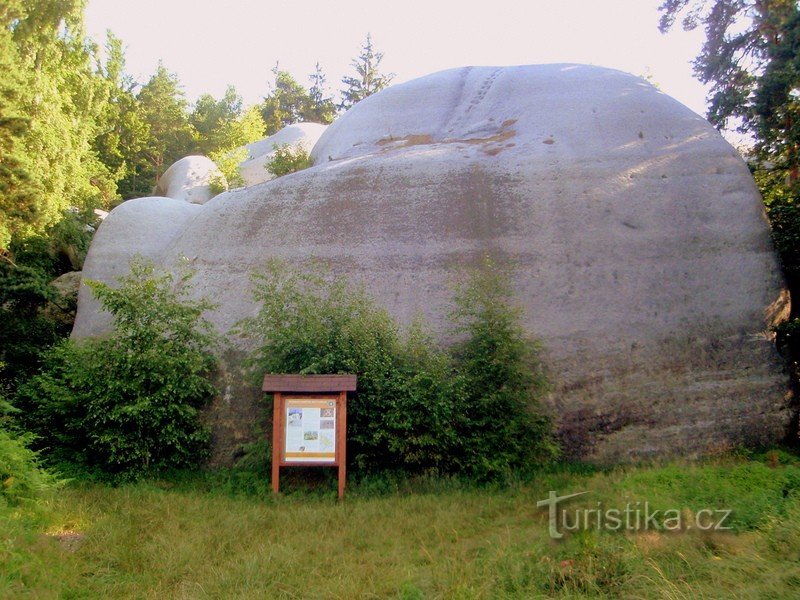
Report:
263,374,356,500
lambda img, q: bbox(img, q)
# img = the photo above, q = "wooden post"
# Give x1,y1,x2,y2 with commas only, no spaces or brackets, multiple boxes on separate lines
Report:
263,375,355,501
337,390,347,500
271,392,282,495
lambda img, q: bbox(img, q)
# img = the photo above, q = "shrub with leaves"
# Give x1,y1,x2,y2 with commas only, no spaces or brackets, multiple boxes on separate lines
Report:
449,265,557,479
0,261,67,389
265,143,312,177
0,429,60,508
237,262,441,472
209,146,247,194
16,258,219,480
1,207,102,394
0,395,59,508
238,260,555,479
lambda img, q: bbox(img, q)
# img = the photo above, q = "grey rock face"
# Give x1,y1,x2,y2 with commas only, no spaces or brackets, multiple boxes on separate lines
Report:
239,122,327,187
74,64,793,464
154,155,222,205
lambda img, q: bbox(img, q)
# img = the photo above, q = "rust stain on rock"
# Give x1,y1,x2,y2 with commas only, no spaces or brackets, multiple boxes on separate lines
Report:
377,129,517,152
377,133,435,148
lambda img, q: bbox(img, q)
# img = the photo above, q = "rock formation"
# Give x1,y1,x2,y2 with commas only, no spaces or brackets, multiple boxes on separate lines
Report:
41,270,82,326
73,64,793,464
153,155,223,205
239,122,327,187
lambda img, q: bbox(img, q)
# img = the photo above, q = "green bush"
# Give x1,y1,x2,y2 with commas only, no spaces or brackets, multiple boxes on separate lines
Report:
0,261,68,388
15,258,219,481
449,265,557,477
0,394,59,508
0,428,60,508
0,208,101,393
237,260,556,480
209,147,248,193
264,143,312,177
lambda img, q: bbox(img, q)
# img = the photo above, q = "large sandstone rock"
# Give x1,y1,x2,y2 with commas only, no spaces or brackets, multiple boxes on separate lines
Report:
238,122,328,187
74,64,793,464
153,155,223,204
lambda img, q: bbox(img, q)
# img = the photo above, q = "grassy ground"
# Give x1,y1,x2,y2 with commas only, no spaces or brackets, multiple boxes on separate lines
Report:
3,451,800,599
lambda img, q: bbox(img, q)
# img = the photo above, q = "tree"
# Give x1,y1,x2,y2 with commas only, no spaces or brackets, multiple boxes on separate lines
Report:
340,33,395,110
191,85,264,157
137,62,196,187
191,86,241,155
93,31,151,201
659,2,800,142
260,68,311,135
659,1,800,373
1,0,113,252
190,86,264,191
303,62,337,124
0,16,39,252
16,259,219,480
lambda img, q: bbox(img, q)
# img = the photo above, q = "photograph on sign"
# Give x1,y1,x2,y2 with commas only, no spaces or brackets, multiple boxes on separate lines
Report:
284,398,336,462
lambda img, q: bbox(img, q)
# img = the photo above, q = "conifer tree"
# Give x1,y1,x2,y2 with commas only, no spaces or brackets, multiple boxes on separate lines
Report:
340,33,394,110
304,62,337,124
260,68,311,135
137,62,196,187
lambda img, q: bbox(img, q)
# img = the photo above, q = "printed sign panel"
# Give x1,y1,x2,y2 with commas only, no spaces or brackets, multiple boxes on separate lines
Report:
284,397,336,463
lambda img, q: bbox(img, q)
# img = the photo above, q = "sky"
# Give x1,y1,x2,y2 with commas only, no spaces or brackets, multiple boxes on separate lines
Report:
84,0,710,117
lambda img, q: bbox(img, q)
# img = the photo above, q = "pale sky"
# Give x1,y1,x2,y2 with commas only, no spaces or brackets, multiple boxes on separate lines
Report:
84,0,710,117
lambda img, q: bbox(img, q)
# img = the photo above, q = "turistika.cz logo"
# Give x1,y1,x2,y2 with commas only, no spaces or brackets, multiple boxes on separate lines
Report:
536,491,733,539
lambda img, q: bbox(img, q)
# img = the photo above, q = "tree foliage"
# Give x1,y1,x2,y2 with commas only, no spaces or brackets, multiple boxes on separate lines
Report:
93,31,151,202
238,261,555,480
260,63,340,133
305,62,337,124
136,62,196,189
660,1,800,375
660,1,800,150
340,33,395,110
260,69,311,136
15,259,219,480
264,143,312,177
192,86,264,192
191,85,264,157
0,0,112,251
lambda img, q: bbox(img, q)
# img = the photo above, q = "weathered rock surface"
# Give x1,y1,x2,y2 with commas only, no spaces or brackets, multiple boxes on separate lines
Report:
239,122,328,187
41,270,82,326
74,64,793,464
153,155,223,204
75,196,202,336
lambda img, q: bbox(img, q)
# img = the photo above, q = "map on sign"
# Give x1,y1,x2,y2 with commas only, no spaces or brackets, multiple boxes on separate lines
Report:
284,397,336,463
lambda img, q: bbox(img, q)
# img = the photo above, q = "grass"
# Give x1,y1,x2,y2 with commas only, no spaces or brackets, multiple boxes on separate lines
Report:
3,450,800,598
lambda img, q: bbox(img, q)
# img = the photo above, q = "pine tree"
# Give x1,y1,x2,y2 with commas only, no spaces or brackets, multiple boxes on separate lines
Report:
93,31,150,201
340,33,394,110
303,62,337,124
260,68,311,136
136,62,196,187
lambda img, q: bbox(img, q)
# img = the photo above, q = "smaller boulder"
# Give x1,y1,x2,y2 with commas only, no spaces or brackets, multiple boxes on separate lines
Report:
41,270,82,326
238,123,328,187
154,156,224,205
